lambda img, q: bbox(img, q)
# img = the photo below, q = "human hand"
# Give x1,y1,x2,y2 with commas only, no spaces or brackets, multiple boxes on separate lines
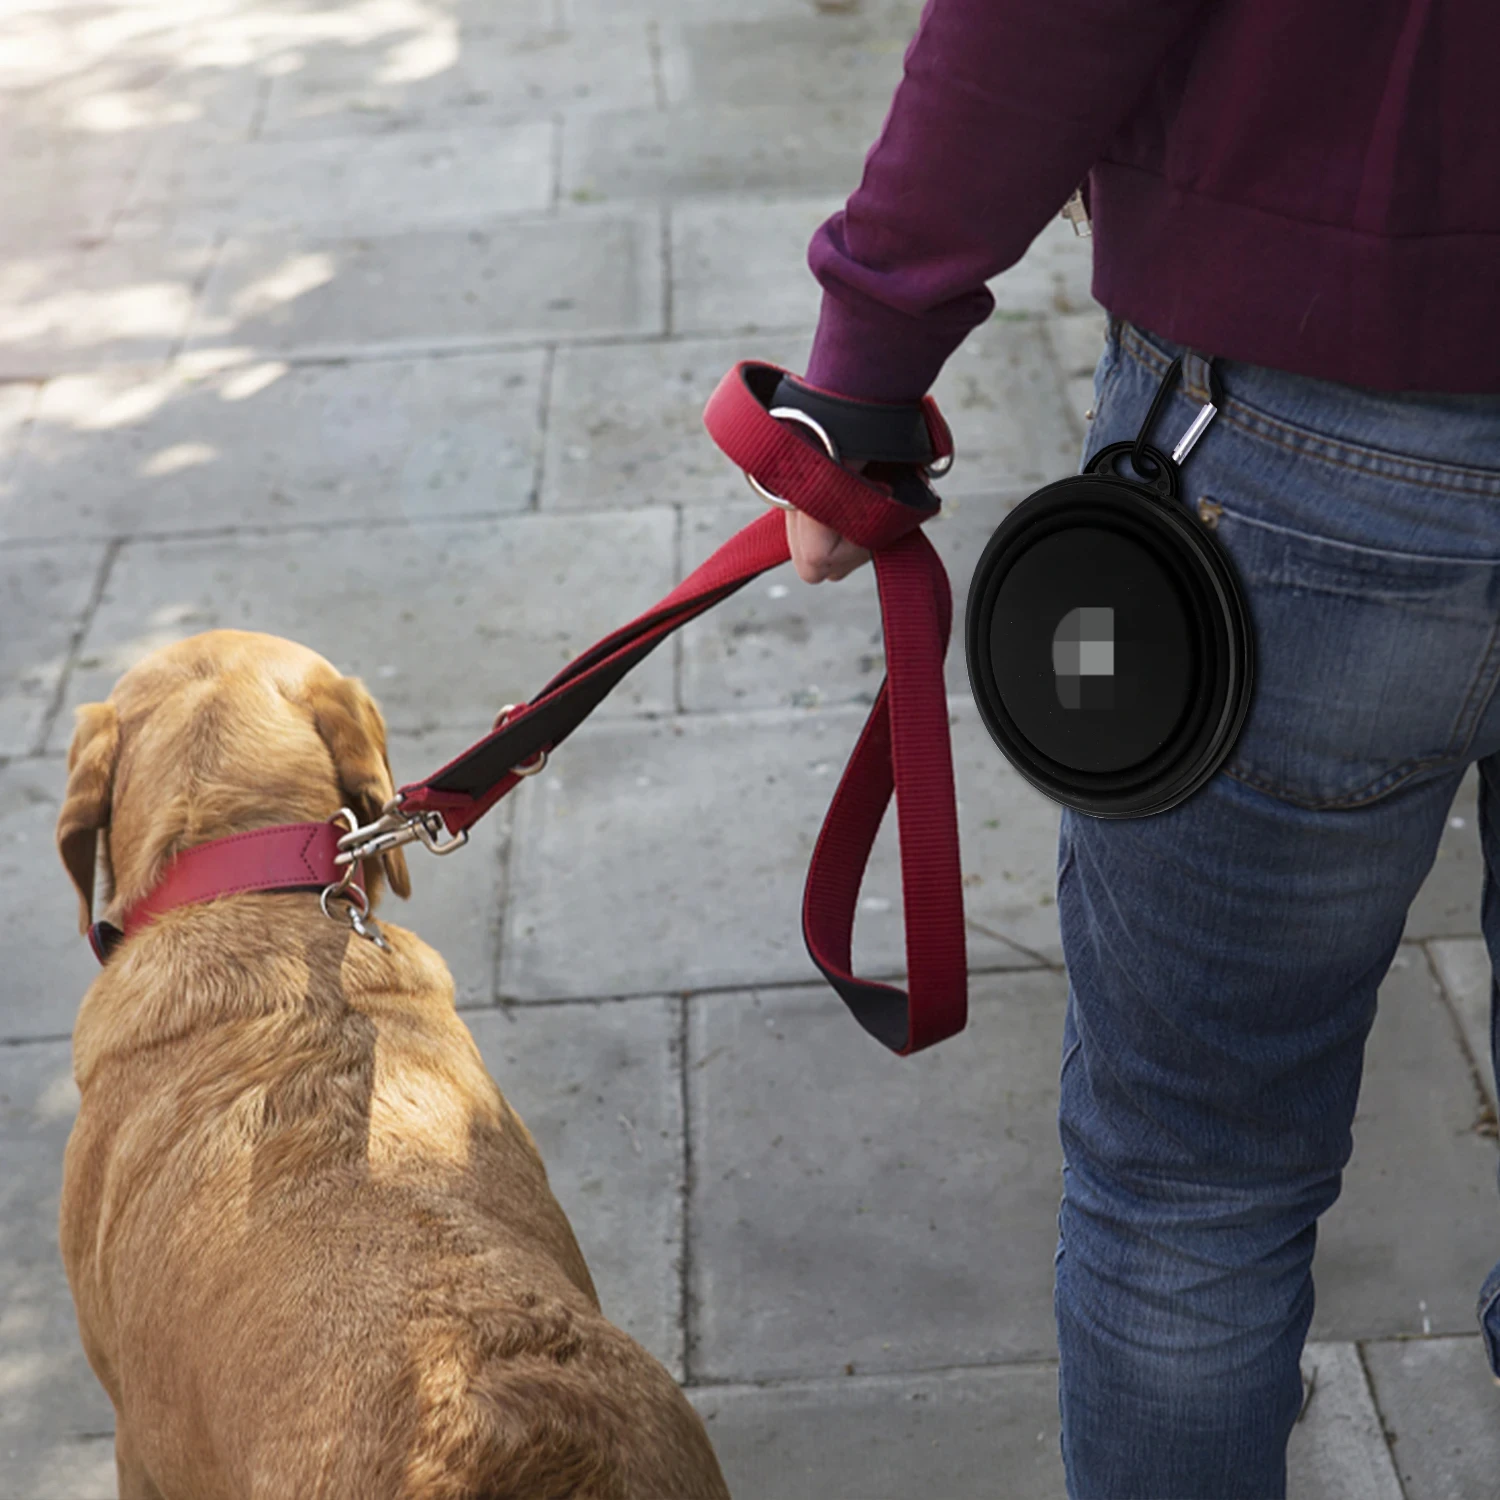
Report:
784,459,871,584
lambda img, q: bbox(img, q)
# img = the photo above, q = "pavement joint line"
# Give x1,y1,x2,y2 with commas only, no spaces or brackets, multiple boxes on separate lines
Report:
659,198,674,337
1039,315,1090,449
1,1032,72,1047
490,797,516,1007
672,504,686,713
529,343,557,512
166,227,229,368
22,320,828,382
248,71,272,143
33,536,121,757
964,915,1062,970
1,500,688,553
548,111,564,214
684,1350,1066,1393
677,993,694,1382
0,476,1037,552
647,19,669,112
468,961,1060,1013
1353,1339,1409,1494
365,690,991,743
1417,939,1500,1136
170,320,825,368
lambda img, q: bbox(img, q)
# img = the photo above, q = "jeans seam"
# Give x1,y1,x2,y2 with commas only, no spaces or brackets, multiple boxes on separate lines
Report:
1119,323,1500,498
1221,754,1460,810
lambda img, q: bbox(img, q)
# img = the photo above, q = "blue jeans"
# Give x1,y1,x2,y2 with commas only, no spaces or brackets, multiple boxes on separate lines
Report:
1055,318,1500,1499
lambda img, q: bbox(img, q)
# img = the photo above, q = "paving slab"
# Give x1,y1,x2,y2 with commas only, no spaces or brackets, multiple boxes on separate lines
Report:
465,998,684,1378
259,19,656,139
687,1342,1401,1500
55,509,678,742
0,131,145,255
1287,1342,1404,1500
1361,1334,1500,1500
1405,763,1483,940
689,1364,1066,1500
541,316,1077,517
1048,309,1109,379
540,331,814,512
932,314,1091,494
1308,947,1500,1342
0,380,38,498
500,703,1064,1001
120,119,557,239
0,758,99,1042
658,9,922,109
988,218,1099,320
184,211,664,362
671,199,1096,338
5,349,544,542
1428,937,1498,1112
0,1040,116,1448
0,1433,117,1500
562,99,890,203
0,7,264,143
670,193,843,336
0,237,213,381
687,973,1066,1381
0,542,108,758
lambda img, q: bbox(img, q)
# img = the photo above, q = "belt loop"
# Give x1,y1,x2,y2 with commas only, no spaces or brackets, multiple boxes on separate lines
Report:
1184,350,1213,405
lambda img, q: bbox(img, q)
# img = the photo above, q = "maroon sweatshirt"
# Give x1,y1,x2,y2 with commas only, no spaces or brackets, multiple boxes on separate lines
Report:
805,0,1500,401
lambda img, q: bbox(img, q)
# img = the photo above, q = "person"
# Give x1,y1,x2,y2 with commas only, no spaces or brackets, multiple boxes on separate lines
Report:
767,2,1500,1495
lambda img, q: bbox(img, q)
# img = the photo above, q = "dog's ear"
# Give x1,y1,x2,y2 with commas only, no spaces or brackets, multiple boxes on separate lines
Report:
307,673,411,901
57,702,119,934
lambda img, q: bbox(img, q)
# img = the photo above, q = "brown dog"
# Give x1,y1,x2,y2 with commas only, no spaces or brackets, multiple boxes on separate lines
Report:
55,630,730,1500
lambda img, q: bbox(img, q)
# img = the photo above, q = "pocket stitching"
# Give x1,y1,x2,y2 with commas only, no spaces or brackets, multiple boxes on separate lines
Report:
1204,496,1500,571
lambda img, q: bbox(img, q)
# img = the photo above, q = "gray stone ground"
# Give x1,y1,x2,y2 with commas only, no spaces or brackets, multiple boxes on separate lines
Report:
3,1,1499,1496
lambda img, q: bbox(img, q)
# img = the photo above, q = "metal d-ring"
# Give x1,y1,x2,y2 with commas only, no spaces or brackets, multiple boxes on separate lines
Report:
745,407,840,512
494,704,548,777
319,867,387,949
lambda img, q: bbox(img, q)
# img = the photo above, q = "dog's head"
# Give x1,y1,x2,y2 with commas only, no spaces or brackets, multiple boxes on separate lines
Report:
56,630,411,934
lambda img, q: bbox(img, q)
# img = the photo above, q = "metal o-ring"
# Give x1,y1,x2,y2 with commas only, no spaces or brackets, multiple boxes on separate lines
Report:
744,407,840,512
494,704,548,776
320,880,371,923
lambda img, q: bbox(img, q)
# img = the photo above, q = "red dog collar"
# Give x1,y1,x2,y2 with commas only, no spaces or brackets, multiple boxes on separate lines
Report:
88,820,366,964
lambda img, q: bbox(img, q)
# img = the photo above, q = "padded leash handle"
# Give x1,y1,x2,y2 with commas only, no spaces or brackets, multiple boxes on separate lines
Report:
395,362,968,1056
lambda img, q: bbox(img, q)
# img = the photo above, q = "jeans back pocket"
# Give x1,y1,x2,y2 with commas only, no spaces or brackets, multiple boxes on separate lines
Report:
1208,501,1500,809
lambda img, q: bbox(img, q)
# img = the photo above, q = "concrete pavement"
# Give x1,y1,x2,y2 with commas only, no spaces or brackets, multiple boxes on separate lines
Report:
3,0,1499,1494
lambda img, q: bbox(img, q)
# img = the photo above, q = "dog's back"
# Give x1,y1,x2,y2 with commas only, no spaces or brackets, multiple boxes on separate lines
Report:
62,903,726,1500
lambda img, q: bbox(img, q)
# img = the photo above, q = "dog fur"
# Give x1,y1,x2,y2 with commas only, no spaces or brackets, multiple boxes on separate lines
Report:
55,630,730,1500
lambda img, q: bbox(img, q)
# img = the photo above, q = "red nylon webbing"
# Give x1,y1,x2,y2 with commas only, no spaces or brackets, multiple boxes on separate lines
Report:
398,361,968,1055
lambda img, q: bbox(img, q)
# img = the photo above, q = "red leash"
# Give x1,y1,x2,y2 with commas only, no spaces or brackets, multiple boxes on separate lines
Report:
92,363,969,1056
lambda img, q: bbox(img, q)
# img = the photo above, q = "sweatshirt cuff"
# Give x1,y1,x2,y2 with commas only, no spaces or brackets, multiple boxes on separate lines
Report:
803,260,996,404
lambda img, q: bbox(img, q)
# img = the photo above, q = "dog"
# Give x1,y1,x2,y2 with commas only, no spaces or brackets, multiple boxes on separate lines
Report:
55,629,731,1500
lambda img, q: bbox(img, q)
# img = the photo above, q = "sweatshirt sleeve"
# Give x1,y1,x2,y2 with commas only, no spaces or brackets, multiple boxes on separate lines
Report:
804,0,1211,402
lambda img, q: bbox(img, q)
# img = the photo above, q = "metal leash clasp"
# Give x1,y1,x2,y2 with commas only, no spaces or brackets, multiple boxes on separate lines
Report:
332,793,470,881
323,807,389,949
1130,355,1223,480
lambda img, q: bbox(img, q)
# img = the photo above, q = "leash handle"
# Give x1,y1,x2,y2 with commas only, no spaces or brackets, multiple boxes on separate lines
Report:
396,362,969,1056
